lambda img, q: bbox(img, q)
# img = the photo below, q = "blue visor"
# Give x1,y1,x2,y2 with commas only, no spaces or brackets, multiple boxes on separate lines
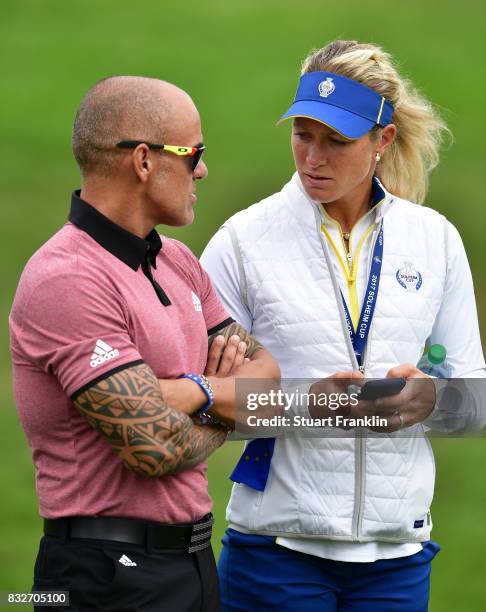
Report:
278,71,394,139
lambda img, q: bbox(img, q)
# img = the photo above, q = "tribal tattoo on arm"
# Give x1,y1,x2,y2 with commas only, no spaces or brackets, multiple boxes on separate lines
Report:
208,321,264,359
73,362,227,478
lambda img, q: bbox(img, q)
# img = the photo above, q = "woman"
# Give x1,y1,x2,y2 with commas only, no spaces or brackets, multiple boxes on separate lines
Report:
201,40,485,611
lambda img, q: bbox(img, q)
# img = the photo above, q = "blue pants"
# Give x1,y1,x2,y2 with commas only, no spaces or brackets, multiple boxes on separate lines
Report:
218,529,440,611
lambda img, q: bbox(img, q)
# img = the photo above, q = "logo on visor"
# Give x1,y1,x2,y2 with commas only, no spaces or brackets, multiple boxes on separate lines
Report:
396,262,422,292
318,77,335,98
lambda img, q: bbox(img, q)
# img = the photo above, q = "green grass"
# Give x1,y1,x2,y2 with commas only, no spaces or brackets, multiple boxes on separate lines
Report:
1,0,485,609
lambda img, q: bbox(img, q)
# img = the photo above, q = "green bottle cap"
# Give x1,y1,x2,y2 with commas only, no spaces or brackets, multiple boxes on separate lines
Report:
428,344,447,365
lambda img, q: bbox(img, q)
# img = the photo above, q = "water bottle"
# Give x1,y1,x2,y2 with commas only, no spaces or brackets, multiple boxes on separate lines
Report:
417,344,449,378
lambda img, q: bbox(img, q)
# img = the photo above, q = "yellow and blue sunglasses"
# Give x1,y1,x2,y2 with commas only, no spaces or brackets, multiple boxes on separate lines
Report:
116,140,205,172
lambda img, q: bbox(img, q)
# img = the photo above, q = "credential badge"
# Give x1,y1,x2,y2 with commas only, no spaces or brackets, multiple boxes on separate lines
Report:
318,77,335,98
396,261,422,292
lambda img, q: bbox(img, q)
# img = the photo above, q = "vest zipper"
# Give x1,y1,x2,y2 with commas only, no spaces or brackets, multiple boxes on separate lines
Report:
353,428,367,540
315,207,364,540
315,213,358,369
315,206,381,542
321,222,359,330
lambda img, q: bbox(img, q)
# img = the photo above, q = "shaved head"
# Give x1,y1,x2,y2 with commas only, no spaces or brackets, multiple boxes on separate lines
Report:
72,76,195,178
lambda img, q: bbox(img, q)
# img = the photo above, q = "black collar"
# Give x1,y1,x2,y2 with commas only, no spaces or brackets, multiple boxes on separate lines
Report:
69,190,162,270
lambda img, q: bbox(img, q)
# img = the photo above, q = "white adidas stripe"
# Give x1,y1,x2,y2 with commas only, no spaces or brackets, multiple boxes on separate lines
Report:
96,339,114,352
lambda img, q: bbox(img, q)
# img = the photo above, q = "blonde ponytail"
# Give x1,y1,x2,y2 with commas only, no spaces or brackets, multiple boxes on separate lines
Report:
301,41,451,203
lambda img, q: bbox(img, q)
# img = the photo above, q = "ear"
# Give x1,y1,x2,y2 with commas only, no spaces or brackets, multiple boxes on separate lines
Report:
131,144,152,183
377,124,397,155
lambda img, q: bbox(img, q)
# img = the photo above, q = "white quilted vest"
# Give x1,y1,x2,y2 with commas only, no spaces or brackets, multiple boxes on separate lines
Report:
225,174,448,543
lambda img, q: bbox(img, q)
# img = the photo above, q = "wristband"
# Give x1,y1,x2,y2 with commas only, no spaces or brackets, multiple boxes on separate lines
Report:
178,373,214,415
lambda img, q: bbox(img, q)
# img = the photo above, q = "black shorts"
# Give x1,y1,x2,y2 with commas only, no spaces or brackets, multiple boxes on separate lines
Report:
32,535,220,611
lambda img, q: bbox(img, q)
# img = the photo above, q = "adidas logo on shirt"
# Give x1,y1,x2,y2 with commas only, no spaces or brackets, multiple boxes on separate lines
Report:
191,291,202,312
90,339,120,368
118,554,137,567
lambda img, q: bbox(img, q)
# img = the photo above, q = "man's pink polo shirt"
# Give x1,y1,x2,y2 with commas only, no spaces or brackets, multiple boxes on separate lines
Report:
9,192,231,523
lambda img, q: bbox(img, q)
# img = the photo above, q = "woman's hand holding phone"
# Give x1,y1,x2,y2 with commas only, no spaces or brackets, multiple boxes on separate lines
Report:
357,364,436,432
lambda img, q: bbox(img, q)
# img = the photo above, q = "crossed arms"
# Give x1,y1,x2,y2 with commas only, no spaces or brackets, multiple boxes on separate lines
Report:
73,321,279,477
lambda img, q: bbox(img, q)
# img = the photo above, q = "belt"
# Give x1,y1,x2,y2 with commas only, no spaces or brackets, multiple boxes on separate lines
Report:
43,514,213,554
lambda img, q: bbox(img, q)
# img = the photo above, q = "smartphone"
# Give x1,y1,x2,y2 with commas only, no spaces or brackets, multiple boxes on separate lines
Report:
358,378,406,401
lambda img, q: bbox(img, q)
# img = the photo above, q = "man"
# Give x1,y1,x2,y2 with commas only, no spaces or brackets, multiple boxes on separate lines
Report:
9,76,279,612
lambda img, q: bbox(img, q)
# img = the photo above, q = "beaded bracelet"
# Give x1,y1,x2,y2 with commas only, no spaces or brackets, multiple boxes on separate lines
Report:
178,373,214,417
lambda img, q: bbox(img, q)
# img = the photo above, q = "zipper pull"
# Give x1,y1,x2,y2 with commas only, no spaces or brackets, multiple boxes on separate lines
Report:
343,232,350,240
346,252,353,270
